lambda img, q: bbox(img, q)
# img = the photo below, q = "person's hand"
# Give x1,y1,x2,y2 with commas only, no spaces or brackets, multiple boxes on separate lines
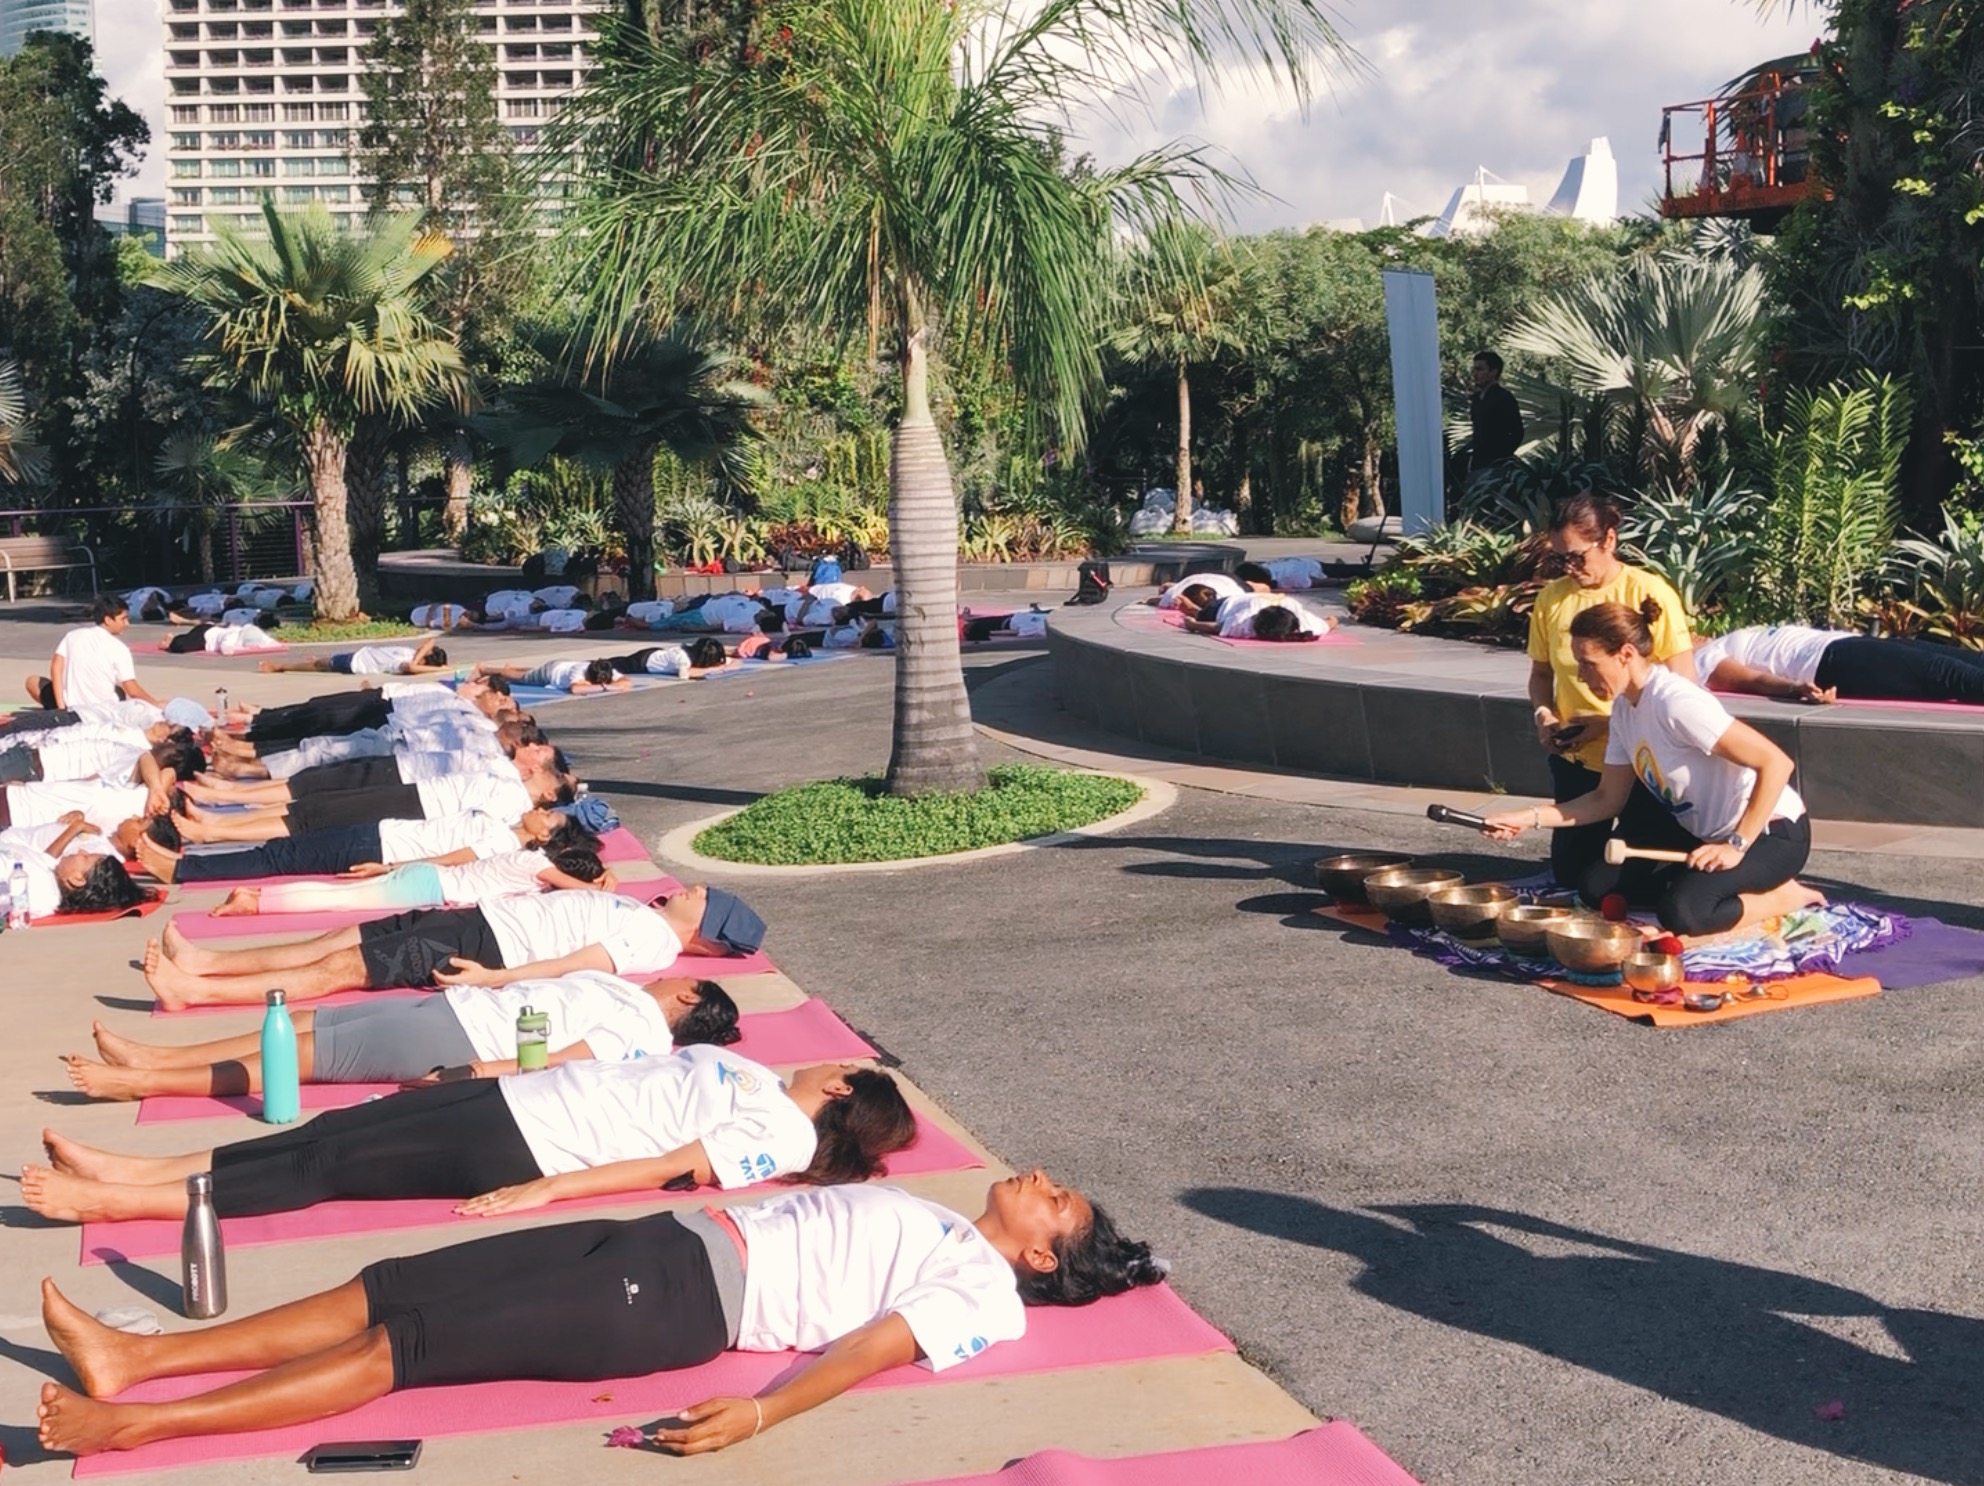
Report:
345,862,391,877
1480,810,1534,842
652,1397,765,1455
454,1176,560,1217
597,869,619,892
1796,683,1837,705
433,956,502,987
1687,841,1746,872
1532,708,1561,749
144,785,171,818
397,1069,443,1090
59,810,87,827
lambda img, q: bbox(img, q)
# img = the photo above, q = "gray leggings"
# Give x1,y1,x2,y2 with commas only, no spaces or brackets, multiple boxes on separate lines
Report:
312,995,479,1081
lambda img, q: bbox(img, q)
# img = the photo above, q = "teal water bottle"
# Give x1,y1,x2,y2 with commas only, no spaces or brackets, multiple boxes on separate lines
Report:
260,989,300,1124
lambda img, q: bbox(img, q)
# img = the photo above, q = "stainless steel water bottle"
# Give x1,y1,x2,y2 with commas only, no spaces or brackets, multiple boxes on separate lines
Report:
181,1172,227,1319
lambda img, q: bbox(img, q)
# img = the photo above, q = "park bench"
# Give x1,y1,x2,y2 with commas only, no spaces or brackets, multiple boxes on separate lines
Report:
0,534,97,603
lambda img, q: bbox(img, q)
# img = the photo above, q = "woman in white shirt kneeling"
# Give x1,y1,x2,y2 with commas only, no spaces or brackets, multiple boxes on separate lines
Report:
1482,599,1822,937
35,1171,1162,1459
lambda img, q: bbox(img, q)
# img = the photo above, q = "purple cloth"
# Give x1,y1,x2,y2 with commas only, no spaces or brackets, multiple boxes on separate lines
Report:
1837,917,1984,990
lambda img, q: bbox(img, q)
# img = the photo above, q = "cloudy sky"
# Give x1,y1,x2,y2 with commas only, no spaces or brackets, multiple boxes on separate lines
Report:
99,0,1818,227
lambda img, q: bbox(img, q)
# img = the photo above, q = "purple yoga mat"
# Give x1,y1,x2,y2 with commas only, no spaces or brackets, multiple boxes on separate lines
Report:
1839,917,1984,990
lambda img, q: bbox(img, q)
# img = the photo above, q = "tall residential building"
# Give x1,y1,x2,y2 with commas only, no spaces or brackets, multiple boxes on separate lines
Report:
162,0,597,255
0,0,94,56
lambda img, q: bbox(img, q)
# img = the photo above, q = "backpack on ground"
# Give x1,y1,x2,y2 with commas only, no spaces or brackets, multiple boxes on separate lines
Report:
1065,560,1111,606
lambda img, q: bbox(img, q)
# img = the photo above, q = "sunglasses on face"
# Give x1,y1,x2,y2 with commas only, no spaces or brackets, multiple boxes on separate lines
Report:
1547,545,1598,573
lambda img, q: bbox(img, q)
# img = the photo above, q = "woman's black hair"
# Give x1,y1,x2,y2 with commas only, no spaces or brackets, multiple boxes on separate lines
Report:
1252,605,1304,642
550,746,573,775
1549,490,1624,539
1176,582,1216,611
1015,1199,1168,1307
150,730,207,783
483,673,512,696
582,659,617,686
858,625,887,649
147,812,183,848
781,637,812,658
60,857,150,915
426,646,448,667
757,610,786,634
1233,562,1274,588
540,817,602,855
90,595,129,624
791,1070,917,1185
672,979,741,1047
686,636,727,669
545,845,605,880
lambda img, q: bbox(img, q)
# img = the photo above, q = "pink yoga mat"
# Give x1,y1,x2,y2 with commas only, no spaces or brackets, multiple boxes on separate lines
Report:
912,1426,1421,1486
144,640,287,654
168,877,681,941
164,826,655,894
81,1114,980,1264
133,999,879,1123
71,1284,1227,1479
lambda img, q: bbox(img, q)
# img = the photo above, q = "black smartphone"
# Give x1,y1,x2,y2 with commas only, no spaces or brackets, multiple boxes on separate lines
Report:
1550,721,1588,749
303,1440,423,1473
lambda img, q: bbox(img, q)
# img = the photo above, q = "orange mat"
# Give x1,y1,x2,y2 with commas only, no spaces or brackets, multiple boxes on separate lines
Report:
1312,903,1882,1026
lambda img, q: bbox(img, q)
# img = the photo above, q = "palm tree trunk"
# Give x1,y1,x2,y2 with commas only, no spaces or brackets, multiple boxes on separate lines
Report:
613,442,659,603
1232,417,1252,534
443,431,473,541
885,322,983,797
303,418,363,622
1171,362,1193,535
346,417,390,611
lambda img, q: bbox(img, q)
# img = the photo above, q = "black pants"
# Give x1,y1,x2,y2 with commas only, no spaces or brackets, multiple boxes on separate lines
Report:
1580,812,1812,936
1546,756,1672,890
0,709,77,738
595,648,660,675
177,824,385,883
285,781,423,835
210,1080,539,1217
0,747,42,784
166,625,212,655
841,596,890,620
290,757,406,795
247,691,391,745
355,905,503,987
1814,636,1984,704
361,1211,729,1390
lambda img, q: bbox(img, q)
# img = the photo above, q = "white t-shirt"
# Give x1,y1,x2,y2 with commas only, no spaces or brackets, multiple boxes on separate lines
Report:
476,891,682,975
633,645,693,678
415,773,533,823
34,724,148,784
183,591,229,617
527,659,590,691
1263,556,1324,590
54,627,137,708
533,585,581,609
376,810,520,864
0,822,110,917
435,848,551,903
729,1185,1027,1368
702,594,769,633
411,603,472,629
1695,626,1847,689
1155,572,1243,610
220,607,262,627
381,682,466,714
124,587,171,614
246,586,287,610
441,970,677,1063
626,600,676,624
347,645,417,675
1007,610,1049,639
5,780,147,834
207,623,277,654
483,590,538,619
537,609,589,633
72,698,164,729
1214,594,1328,639
498,1045,817,1182
1604,667,1806,841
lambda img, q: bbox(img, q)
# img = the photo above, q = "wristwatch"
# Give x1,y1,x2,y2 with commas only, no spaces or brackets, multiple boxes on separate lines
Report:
1727,832,1749,852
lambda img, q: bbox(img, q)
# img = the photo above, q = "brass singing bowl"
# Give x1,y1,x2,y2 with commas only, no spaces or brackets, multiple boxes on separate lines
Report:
1496,903,1575,956
1546,919,1644,975
1426,883,1519,940
1623,951,1685,994
1361,867,1465,925
1314,852,1413,903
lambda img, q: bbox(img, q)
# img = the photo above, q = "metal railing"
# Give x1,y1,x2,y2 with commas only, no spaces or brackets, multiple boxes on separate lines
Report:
1660,69,1815,221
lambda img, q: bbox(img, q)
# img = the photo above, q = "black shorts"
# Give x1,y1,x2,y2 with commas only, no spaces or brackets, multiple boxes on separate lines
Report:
355,906,503,988
284,781,422,835
362,1212,729,1390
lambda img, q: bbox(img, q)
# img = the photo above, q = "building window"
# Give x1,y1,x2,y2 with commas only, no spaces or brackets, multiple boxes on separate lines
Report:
209,104,241,122
319,184,351,203
317,102,348,120
282,102,314,120
170,132,201,149
244,102,275,121
209,159,241,177
170,105,202,123
170,187,202,205
244,159,276,177
172,159,203,177
210,187,244,205
245,131,276,149
280,185,315,204
170,215,205,234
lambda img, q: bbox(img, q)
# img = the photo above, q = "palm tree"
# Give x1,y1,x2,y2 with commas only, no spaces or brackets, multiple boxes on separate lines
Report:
563,0,1347,794
1504,253,1769,492
1110,223,1243,533
0,357,46,486
480,329,764,600
151,202,469,620
150,430,295,584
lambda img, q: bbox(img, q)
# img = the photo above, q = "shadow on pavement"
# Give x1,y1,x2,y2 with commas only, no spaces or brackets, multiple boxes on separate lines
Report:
1184,1187,1984,1485
584,779,765,808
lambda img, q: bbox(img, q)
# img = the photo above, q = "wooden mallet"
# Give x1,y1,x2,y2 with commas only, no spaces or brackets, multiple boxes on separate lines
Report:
1604,839,1691,865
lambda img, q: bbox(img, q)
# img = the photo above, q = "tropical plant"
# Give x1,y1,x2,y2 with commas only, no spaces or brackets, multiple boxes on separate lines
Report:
1452,453,1628,535
1754,373,1912,628
1395,521,1533,590
1344,568,1422,628
563,0,1347,794
150,430,293,583
1620,475,1764,624
1883,507,1984,648
0,357,46,485
152,203,469,620
1504,253,1770,491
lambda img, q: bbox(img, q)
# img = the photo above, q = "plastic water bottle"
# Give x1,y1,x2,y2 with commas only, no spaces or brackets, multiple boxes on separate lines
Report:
259,989,300,1125
6,861,27,931
181,1172,227,1318
516,1005,549,1072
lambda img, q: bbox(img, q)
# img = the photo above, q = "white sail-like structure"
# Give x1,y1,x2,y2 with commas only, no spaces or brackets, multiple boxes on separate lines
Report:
1425,168,1531,239
1545,137,1620,226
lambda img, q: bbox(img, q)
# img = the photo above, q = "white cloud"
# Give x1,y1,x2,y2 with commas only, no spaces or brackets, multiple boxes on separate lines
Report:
97,0,167,202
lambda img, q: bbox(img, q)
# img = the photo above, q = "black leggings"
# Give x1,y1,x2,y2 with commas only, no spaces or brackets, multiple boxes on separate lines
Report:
1547,756,1672,890
285,781,423,835
177,824,386,883
209,1080,539,1217
1814,636,1984,704
0,709,78,737
361,1211,729,1390
595,648,661,675
166,625,212,655
1580,812,1812,935
247,691,391,745
290,757,406,794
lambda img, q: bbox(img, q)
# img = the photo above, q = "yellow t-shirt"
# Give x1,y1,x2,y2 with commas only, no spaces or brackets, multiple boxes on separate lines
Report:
1527,564,1693,769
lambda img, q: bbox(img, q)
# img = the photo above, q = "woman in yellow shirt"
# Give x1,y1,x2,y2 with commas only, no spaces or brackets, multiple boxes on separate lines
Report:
1526,492,1698,887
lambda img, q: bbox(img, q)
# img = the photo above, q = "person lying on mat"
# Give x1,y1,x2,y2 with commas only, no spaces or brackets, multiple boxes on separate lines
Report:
162,621,281,656
142,882,766,1010
963,608,1049,643
1184,594,1335,642
63,970,740,1101
1146,572,1248,616
204,709,538,785
734,634,815,662
199,837,613,917
168,760,574,847
588,639,733,681
218,676,513,750
32,1169,1161,1459
257,636,451,678
471,657,637,694
410,602,481,630
24,1043,914,1226
134,807,589,887
23,596,163,713
183,719,552,802
1480,599,1823,938
0,727,202,825
1694,624,1984,707
0,815,151,920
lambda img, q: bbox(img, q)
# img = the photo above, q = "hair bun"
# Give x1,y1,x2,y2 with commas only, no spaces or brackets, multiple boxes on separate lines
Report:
1639,597,1663,625
1135,1251,1173,1283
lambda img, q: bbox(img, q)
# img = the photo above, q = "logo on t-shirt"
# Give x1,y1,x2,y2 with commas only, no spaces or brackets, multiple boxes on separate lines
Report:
715,1062,761,1094
738,1151,777,1183
1633,744,1691,816
952,1336,988,1362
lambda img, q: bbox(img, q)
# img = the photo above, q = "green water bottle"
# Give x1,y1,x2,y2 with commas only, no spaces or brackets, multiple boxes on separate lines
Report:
516,1005,549,1071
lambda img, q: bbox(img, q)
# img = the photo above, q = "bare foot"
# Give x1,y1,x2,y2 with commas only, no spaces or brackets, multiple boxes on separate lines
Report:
42,1279,145,1399
132,832,179,885
142,940,193,1012
38,1379,145,1455
94,1020,161,1069
62,1055,147,1102
160,919,209,971
257,659,279,673
20,1165,123,1222
40,1128,137,1180
211,888,260,918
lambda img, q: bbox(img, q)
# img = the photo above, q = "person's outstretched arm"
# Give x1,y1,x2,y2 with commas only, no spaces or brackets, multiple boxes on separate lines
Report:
453,1140,714,1216
432,944,616,987
1703,658,1832,704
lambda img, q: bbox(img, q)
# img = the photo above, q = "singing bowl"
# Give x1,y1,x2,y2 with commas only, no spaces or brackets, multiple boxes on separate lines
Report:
1314,852,1413,902
1546,919,1644,975
1496,904,1575,956
1361,867,1465,925
1623,951,1685,995
1426,883,1519,941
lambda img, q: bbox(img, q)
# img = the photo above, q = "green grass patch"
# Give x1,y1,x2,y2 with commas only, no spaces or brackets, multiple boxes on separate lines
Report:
283,619,425,644
694,763,1144,865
